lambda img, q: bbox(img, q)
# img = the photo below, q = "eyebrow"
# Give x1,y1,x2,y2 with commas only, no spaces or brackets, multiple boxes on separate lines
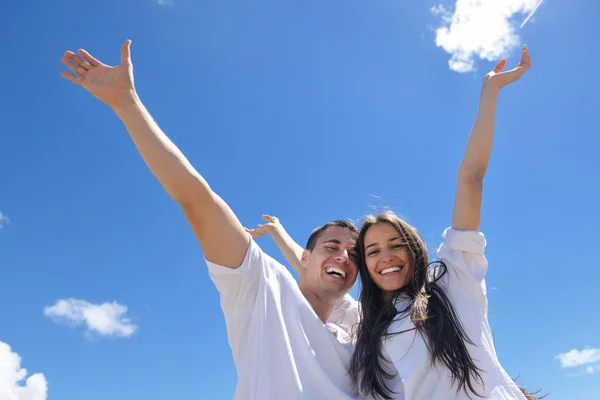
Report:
365,236,403,250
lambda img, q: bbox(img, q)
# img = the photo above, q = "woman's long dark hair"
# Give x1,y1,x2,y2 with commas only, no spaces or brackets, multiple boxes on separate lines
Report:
349,212,484,399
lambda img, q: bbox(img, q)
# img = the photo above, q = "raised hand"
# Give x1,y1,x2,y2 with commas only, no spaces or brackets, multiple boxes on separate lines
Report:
483,45,532,90
60,40,136,108
244,215,282,239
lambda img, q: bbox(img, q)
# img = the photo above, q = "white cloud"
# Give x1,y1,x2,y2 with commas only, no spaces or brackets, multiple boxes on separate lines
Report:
431,0,544,73
0,342,47,400
44,298,137,338
556,347,600,368
156,0,174,5
0,211,9,230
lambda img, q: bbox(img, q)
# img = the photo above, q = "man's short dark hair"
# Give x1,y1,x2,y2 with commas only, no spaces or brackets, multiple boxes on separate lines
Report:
305,220,358,251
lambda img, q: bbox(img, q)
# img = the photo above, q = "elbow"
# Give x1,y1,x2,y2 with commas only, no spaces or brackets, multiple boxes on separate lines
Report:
457,164,486,186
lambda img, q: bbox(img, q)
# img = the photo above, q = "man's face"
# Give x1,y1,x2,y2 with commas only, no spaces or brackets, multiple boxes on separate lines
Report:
300,226,358,302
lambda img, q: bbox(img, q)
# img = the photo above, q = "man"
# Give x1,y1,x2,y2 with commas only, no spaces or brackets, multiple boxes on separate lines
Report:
60,40,362,399
245,215,360,334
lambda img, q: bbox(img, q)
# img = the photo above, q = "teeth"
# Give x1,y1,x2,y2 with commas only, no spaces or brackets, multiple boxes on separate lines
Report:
381,266,401,275
326,267,346,279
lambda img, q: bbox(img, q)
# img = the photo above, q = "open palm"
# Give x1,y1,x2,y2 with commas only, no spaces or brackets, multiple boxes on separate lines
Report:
60,40,135,108
483,44,532,89
244,215,282,239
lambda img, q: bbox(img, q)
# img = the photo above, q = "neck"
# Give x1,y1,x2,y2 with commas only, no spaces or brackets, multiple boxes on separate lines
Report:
299,284,336,324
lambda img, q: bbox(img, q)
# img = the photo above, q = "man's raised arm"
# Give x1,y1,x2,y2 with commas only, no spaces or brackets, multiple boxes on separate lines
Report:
61,40,248,267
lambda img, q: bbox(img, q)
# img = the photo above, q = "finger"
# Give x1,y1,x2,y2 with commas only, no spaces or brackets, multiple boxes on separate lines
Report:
262,214,275,222
494,59,507,73
61,55,87,77
121,40,132,66
60,70,82,85
78,48,101,67
65,51,92,71
521,45,531,68
517,45,525,66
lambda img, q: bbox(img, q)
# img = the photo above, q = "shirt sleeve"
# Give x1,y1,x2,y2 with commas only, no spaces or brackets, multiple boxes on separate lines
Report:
205,239,292,360
436,228,488,298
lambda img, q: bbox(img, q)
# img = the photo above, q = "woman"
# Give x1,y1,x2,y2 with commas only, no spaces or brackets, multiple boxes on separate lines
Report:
349,45,533,399
248,46,536,399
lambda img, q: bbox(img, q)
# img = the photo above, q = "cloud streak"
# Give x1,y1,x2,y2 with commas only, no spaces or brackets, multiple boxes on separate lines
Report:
432,0,544,73
520,0,545,28
44,298,137,338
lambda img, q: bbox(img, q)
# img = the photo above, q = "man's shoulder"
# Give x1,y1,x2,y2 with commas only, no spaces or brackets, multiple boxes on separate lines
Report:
206,239,290,279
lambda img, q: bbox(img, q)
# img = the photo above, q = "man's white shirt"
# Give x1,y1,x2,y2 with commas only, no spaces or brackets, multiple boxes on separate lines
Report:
206,239,363,400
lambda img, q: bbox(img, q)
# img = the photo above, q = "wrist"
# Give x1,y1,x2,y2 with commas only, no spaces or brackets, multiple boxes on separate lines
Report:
268,223,285,237
480,82,500,97
112,90,142,116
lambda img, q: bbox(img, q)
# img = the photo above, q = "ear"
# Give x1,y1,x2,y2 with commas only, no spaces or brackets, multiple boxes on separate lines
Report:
300,249,310,268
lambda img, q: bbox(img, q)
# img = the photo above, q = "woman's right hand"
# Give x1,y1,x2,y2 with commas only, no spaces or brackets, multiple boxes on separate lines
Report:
244,215,283,238
482,44,532,91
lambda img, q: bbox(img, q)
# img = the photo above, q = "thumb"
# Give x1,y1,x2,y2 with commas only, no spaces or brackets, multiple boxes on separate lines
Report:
493,58,507,73
121,40,132,66
262,214,275,222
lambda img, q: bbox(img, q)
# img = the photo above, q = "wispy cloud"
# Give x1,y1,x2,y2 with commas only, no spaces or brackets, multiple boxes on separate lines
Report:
557,347,600,376
156,0,174,6
44,298,137,339
431,0,544,73
556,347,600,368
0,211,9,230
0,341,47,400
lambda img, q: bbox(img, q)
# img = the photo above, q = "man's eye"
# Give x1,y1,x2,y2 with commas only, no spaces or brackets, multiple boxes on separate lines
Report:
349,253,358,259
325,246,337,251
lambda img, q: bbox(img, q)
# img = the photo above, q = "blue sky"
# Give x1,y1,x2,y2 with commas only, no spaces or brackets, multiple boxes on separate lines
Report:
1,0,599,399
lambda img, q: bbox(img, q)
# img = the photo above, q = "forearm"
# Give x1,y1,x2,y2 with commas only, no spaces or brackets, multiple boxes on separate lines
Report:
113,93,249,268
269,225,305,274
452,85,500,232
113,93,210,206
457,85,500,181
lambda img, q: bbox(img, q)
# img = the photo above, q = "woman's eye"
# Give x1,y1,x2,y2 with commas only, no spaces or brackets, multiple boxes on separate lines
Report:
367,250,379,256
392,244,405,249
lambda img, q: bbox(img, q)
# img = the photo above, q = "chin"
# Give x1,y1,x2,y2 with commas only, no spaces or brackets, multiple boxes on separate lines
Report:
380,281,406,293
324,284,350,297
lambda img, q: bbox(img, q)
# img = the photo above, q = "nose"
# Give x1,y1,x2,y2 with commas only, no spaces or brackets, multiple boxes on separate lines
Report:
380,248,394,264
334,249,350,264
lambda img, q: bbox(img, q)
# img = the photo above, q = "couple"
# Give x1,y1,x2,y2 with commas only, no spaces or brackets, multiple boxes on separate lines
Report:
60,40,536,399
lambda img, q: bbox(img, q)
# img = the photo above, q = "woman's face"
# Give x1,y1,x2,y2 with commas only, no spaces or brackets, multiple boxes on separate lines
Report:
363,222,412,298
